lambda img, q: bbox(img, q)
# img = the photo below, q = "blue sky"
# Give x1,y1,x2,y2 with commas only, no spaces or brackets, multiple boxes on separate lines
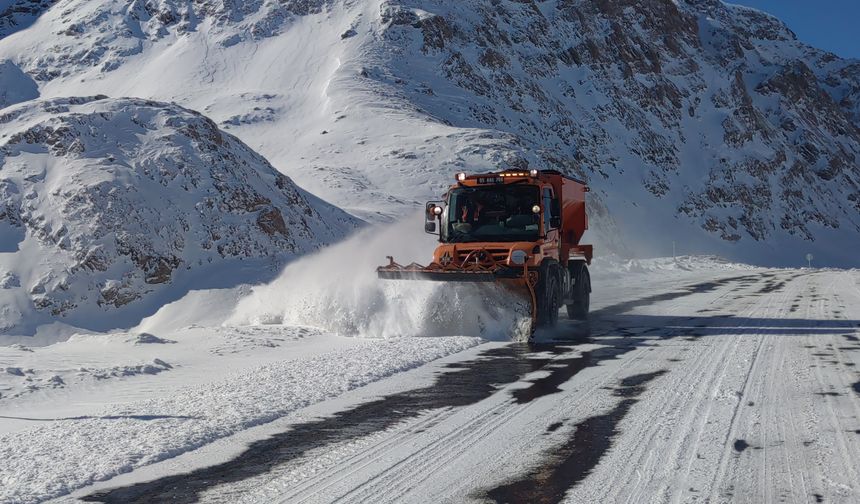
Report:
729,0,860,59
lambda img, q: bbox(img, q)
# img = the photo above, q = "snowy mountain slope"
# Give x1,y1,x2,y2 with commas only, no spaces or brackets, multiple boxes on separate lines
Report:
0,0,54,40
370,0,860,264
0,95,359,338
0,0,857,266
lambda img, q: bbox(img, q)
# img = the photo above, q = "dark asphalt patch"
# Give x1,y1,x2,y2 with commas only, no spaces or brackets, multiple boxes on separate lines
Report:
844,335,859,342
733,439,750,452
511,352,592,404
852,382,860,395
546,421,563,433
478,370,667,504
757,279,787,294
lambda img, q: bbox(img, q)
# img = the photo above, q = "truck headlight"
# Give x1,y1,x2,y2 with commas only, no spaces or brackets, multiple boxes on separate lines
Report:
510,250,527,265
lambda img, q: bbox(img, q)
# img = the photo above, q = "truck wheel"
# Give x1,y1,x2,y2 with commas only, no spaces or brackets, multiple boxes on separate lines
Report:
567,263,590,320
537,267,560,328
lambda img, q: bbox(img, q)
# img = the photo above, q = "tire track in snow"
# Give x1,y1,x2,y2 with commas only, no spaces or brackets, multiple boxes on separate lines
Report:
478,274,772,503
803,272,860,500
714,270,802,503
480,371,670,504
593,276,766,504
630,272,781,504
596,269,793,504
226,408,453,504
83,344,571,504
706,270,860,503
705,270,799,502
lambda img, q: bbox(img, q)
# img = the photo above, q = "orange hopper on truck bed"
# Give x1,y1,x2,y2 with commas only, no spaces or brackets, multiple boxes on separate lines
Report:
378,169,593,338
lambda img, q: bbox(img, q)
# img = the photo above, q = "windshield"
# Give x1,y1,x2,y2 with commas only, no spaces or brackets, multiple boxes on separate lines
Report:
443,184,541,243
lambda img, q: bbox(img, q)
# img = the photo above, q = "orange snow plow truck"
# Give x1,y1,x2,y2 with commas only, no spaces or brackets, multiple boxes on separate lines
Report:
377,169,593,336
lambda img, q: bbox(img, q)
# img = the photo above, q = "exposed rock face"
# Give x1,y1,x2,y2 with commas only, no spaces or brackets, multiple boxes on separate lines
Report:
0,96,359,331
371,0,860,255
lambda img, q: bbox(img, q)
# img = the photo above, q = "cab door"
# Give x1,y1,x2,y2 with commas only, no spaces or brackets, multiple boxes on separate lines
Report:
542,187,561,259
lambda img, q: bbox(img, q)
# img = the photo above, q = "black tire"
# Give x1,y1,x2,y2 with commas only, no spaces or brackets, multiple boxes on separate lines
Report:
537,264,561,328
567,263,590,320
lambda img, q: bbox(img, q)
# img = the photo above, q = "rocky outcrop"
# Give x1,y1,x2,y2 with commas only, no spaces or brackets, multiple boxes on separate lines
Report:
0,96,359,330
373,0,860,255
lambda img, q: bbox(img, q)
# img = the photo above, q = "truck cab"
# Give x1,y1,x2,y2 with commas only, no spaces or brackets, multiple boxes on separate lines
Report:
379,169,593,334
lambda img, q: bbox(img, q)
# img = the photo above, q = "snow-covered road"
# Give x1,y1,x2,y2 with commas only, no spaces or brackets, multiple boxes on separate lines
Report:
72,268,860,504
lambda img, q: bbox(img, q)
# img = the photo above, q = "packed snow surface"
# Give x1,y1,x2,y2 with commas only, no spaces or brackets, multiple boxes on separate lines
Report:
2,261,857,503
0,331,481,503
5,253,846,503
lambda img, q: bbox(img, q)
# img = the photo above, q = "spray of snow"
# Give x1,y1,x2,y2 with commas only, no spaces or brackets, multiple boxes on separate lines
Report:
228,214,531,341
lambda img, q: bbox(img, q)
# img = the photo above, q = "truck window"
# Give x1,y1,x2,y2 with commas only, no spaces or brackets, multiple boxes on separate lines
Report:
444,185,541,243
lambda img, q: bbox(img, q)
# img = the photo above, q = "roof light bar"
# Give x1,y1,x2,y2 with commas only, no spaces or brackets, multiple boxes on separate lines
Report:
496,170,540,178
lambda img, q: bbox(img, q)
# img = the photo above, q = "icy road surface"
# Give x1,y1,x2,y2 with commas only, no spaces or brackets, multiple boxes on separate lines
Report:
71,268,860,504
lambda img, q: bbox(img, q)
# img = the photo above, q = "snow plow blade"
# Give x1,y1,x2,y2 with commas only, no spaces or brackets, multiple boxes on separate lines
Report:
377,269,497,282
376,256,539,338
376,256,526,283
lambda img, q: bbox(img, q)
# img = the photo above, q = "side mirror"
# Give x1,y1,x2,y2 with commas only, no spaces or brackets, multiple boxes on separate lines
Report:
425,200,444,237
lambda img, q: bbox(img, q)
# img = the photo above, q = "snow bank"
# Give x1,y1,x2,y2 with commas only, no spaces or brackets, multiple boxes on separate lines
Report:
591,254,760,278
0,335,481,503
229,215,532,341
